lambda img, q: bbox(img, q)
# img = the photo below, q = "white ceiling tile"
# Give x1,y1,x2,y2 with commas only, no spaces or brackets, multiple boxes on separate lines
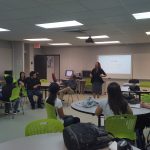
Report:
0,0,149,45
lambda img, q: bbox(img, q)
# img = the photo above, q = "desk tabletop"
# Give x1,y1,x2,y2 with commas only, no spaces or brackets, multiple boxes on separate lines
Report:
71,99,150,116
121,86,150,93
0,133,139,150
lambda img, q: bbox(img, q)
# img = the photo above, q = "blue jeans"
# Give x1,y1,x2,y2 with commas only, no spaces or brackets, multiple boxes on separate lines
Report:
27,89,42,108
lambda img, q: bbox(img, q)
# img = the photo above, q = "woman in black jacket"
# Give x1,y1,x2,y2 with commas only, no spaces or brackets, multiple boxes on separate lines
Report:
91,62,107,98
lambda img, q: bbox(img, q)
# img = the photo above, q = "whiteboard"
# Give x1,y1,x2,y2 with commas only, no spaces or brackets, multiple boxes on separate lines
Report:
133,53,150,79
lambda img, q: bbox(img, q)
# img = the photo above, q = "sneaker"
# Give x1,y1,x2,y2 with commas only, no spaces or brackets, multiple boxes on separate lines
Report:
38,105,44,109
31,105,35,110
13,111,17,115
5,112,9,115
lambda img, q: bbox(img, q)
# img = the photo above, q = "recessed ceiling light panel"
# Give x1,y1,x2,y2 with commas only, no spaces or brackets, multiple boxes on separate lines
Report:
146,31,150,35
36,20,83,29
0,28,10,32
76,35,109,39
24,38,52,41
132,12,150,19
95,41,120,44
48,43,72,46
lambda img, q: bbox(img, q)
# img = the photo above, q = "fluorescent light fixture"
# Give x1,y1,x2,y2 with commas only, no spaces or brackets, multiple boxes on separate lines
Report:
24,38,52,41
95,41,120,44
76,35,109,39
0,28,10,31
49,43,72,46
36,20,83,29
132,12,150,19
146,31,150,35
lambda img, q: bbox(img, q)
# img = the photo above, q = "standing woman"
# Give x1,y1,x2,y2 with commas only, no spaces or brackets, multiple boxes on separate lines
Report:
91,62,107,98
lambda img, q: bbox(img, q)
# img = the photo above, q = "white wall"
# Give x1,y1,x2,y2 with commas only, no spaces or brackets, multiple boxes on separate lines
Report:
34,43,150,79
12,41,24,79
0,40,12,78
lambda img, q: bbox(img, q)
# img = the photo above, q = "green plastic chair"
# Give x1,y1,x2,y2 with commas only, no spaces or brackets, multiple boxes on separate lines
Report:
21,86,27,97
40,79,48,83
84,78,92,92
141,94,150,103
105,115,137,141
9,86,24,116
45,103,57,119
25,118,64,136
10,86,21,102
140,82,150,88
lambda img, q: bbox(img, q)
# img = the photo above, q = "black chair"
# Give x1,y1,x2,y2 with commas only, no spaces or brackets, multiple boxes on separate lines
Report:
129,79,139,84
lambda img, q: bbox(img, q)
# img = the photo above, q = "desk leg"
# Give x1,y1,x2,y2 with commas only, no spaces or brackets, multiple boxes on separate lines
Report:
98,115,101,127
139,93,141,102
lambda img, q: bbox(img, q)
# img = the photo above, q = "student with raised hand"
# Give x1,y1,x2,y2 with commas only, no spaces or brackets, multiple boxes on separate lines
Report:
91,62,107,99
46,82,80,127
95,82,133,117
58,74,77,101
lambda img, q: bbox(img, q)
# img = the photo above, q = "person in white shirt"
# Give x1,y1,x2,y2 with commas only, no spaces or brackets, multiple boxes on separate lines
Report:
46,82,80,126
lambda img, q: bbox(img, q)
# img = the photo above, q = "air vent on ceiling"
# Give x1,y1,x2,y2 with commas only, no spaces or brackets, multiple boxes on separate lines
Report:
62,28,87,33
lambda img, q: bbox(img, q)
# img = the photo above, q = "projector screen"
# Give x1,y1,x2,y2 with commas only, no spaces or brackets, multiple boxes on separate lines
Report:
98,55,132,79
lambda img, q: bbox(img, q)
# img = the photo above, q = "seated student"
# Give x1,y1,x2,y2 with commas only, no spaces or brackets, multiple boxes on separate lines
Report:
95,82,133,117
25,71,43,109
2,76,20,114
46,82,80,127
18,72,26,86
58,75,77,101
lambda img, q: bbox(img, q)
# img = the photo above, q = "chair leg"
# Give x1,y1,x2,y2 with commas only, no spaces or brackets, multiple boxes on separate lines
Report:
67,94,73,106
20,98,25,115
11,102,14,119
70,94,73,103
76,93,79,101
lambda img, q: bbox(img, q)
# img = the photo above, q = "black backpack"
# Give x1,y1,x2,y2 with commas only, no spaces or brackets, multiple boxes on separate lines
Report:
63,123,112,150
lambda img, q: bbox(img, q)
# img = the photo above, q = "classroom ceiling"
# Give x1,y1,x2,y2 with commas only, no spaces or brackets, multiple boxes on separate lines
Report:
0,0,150,46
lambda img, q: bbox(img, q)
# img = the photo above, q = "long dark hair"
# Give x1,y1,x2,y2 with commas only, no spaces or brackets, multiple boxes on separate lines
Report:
107,82,128,115
46,82,60,106
19,72,25,80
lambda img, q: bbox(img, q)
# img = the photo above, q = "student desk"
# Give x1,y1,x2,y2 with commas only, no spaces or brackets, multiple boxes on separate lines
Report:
121,86,150,101
71,99,150,127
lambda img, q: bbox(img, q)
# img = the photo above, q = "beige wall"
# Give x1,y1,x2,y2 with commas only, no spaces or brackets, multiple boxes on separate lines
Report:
34,43,150,79
0,41,12,78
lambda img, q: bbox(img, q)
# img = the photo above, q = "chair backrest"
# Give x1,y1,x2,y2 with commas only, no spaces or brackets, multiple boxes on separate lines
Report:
21,86,27,97
52,73,57,82
40,79,48,83
140,81,150,88
45,102,57,119
25,118,64,136
10,86,21,101
85,78,92,86
129,79,139,84
105,115,137,140
141,94,150,103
